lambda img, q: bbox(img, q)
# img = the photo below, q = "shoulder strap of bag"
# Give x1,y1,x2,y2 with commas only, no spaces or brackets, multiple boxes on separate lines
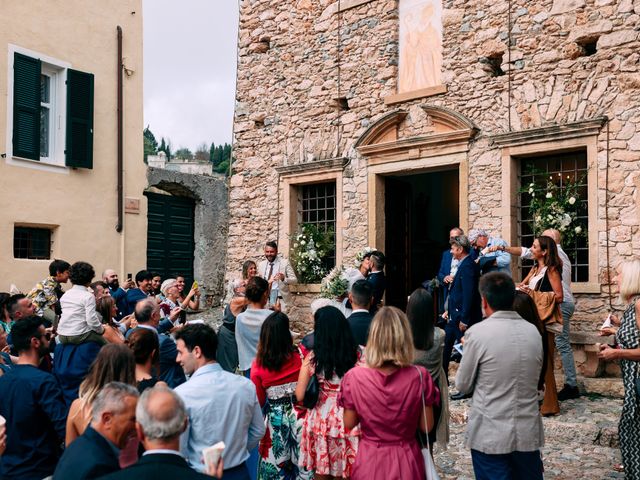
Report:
414,366,432,451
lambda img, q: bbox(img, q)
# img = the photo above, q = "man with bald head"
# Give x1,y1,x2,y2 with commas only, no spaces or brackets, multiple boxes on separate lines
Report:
127,299,186,388
103,269,129,320
491,228,579,400
101,385,219,480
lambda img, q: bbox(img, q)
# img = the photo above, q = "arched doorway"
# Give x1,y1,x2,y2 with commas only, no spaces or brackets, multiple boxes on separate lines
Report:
356,106,478,309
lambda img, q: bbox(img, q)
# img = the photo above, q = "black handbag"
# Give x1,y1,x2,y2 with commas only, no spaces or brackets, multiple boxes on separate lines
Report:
302,373,320,409
635,377,640,397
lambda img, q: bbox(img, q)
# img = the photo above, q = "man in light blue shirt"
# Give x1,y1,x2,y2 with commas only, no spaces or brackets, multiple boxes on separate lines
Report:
174,324,265,480
469,229,512,276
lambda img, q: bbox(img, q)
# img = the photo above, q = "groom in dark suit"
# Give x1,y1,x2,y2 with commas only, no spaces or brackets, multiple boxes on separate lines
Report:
443,235,482,386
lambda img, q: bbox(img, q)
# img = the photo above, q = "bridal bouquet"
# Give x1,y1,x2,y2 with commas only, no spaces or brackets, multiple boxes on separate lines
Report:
320,265,349,299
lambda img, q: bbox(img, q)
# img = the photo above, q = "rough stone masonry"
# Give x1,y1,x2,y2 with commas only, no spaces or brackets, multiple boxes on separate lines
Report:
228,0,640,343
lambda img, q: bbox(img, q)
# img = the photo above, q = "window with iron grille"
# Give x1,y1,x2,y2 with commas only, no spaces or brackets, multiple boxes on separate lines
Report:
518,150,589,283
300,182,336,269
14,226,52,259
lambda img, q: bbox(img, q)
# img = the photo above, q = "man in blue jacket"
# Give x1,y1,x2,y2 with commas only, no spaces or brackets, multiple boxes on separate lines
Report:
0,316,67,480
443,235,482,389
54,382,139,480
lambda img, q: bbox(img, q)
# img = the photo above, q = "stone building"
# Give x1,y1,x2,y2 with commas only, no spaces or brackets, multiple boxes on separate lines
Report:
148,151,215,176
229,0,640,347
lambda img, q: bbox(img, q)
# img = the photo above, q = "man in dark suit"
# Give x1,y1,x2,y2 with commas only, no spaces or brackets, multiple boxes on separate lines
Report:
101,385,219,480
432,227,465,320
443,235,482,389
366,251,386,314
127,299,186,388
348,280,374,346
53,382,139,480
124,270,152,316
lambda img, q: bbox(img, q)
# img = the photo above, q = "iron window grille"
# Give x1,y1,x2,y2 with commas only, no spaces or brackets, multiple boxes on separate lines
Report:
14,226,52,260
300,182,336,270
518,150,589,283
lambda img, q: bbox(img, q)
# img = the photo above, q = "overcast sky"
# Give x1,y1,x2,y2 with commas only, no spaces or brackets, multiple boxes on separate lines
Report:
143,0,238,151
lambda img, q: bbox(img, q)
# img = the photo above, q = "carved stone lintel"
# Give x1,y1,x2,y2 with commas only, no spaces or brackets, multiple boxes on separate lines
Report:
275,157,350,176
490,117,608,148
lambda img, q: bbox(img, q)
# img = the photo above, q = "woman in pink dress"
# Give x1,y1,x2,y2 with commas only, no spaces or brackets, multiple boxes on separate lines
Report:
338,306,439,480
296,306,361,479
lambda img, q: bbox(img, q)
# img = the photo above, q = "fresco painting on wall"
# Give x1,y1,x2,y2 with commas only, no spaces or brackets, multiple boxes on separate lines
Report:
399,0,443,92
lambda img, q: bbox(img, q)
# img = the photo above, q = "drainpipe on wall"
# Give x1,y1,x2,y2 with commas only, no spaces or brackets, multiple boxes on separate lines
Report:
116,26,126,278
116,26,124,234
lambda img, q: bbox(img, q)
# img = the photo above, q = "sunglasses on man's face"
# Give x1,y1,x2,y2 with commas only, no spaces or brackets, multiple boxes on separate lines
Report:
38,332,52,341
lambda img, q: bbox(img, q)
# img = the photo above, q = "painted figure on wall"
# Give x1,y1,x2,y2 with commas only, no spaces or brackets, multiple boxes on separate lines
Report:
399,0,443,92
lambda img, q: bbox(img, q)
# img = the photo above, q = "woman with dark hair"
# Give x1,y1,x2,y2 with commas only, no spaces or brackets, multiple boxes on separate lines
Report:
250,312,310,479
517,235,564,415
65,343,136,445
296,306,360,479
512,291,548,393
407,288,449,449
95,296,126,344
127,327,164,393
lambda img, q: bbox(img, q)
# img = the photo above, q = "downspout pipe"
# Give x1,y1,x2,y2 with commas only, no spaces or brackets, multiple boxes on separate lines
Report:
116,26,124,233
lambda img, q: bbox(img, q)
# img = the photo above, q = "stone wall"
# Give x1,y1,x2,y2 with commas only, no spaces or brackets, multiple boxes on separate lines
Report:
230,0,640,333
147,167,229,303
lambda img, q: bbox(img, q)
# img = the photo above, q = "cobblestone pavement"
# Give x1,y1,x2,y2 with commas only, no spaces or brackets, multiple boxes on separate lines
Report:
193,308,625,479
435,395,624,480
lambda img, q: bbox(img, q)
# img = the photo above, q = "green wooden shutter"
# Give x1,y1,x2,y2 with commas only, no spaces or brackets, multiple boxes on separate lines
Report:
66,69,94,169
13,53,41,160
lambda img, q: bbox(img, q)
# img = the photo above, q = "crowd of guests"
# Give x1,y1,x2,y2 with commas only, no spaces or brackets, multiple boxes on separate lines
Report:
0,230,639,480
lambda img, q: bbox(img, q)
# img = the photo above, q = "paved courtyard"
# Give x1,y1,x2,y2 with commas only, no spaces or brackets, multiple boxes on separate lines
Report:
435,395,624,480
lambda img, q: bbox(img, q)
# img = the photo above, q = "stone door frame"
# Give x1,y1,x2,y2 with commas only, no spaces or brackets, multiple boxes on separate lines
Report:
356,107,478,253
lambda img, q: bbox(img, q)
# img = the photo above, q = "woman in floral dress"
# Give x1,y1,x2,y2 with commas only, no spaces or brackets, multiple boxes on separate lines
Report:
296,306,361,479
599,259,640,477
250,312,311,480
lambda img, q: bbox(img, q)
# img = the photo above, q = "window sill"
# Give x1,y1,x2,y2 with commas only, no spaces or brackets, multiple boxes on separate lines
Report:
572,283,601,294
290,284,321,294
6,156,68,174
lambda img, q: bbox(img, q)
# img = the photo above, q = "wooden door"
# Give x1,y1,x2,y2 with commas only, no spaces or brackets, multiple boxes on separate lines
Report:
384,177,412,311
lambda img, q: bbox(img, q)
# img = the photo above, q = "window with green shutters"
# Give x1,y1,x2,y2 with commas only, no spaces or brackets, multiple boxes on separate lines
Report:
10,50,94,169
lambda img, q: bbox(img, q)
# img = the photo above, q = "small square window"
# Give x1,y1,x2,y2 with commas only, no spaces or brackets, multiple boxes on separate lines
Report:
14,226,52,259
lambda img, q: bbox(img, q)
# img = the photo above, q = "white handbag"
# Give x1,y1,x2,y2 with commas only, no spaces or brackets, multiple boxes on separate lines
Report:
416,366,441,480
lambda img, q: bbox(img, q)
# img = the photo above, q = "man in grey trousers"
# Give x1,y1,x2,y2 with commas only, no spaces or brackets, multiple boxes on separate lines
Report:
456,272,544,480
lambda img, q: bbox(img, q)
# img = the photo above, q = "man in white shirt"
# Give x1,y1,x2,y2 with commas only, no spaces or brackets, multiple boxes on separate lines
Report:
257,241,297,311
492,228,579,400
175,324,264,479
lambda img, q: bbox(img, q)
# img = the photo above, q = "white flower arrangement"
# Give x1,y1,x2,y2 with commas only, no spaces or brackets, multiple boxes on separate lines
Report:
520,174,586,245
290,224,334,283
320,265,349,299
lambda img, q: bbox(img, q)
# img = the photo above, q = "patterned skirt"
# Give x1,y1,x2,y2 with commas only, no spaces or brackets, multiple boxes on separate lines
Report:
299,381,360,478
258,383,312,480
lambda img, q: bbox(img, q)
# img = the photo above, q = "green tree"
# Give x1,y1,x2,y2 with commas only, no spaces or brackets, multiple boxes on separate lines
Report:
174,147,193,160
143,126,158,163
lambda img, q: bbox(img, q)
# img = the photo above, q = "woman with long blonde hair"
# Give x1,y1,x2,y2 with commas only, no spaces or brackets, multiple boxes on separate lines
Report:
338,306,439,480
599,259,640,477
65,344,136,446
